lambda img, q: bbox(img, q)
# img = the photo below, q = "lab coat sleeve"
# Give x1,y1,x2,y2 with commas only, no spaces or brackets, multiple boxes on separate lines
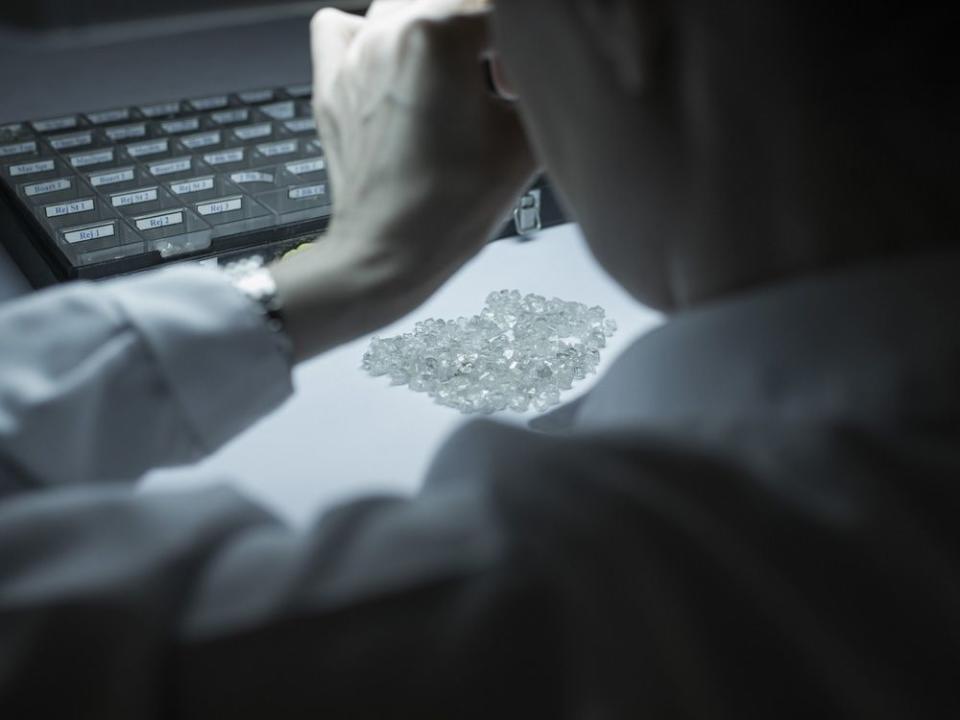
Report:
0,264,294,493
0,437,562,719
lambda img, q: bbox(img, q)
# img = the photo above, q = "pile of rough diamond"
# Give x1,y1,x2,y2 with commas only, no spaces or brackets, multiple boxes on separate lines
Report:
361,290,617,414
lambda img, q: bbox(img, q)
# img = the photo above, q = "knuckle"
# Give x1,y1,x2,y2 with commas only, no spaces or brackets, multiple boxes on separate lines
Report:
399,17,443,56
311,7,337,30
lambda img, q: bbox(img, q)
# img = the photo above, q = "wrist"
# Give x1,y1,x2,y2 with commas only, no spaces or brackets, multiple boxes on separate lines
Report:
268,230,419,363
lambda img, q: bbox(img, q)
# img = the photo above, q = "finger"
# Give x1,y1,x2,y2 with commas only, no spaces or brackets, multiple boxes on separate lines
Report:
310,8,365,98
489,55,520,101
367,0,490,24
418,9,495,64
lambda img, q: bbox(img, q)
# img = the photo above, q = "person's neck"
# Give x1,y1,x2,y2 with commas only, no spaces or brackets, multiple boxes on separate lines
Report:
671,113,957,308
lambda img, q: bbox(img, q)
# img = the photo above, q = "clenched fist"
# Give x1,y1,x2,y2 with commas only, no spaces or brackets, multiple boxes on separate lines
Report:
271,0,536,362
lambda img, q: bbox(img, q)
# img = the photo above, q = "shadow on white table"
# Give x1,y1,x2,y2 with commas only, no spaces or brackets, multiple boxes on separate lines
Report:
143,224,663,525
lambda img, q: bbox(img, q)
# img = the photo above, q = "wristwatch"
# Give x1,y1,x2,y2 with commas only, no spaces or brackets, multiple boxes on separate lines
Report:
228,265,294,360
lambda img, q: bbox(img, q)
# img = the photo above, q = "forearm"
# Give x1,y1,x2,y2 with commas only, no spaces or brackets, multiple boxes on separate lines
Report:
0,265,293,493
270,226,449,363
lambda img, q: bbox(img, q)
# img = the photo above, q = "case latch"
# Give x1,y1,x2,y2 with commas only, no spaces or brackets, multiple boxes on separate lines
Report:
514,188,542,237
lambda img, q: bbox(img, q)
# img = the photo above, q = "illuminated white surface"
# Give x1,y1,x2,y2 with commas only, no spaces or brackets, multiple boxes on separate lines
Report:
142,223,663,524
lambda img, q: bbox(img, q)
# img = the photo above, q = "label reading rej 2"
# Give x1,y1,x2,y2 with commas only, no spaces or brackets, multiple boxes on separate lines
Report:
136,211,184,231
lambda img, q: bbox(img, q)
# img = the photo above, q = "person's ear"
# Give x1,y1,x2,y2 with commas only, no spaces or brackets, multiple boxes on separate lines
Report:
574,0,669,96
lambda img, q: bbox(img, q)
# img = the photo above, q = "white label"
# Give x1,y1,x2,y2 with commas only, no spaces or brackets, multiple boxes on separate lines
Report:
70,149,114,168
112,187,158,207
181,131,220,150
238,89,274,104
64,222,115,244
230,171,273,184
140,102,181,117
106,123,147,141
127,139,168,158
149,157,192,176
0,141,37,157
190,95,229,111
285,157,324,175
197,196,243,216
46,198,94,218
203,148,244,166
233,123,272,141
24,177,72,197
9,159,55,177
288,184,326,200
169,176,215,195
260,102,295,120
257,140,298,157
33,116,78,132
90,167,135,187
285,84,312,98
49,132,93,150
211,109,249,125
284,118,316,133
86,108,130,125
136,210,184,231
161,118,201,134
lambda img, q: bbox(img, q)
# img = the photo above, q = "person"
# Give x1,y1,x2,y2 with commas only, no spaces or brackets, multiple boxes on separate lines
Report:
1,0,957,716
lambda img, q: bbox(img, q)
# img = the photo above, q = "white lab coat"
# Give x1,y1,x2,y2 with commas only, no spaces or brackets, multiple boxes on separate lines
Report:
0,251,958,718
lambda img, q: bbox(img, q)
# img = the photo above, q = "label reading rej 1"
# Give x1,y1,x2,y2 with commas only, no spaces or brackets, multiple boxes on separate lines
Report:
64,222,115,245
289,185,325,201
9,159,55,177
233,123,272,141
286,158,324,175
90,167,135,187
112,188,158,207
136,211,183,231
204,148,244,166
24,177,72,197
149,157,192,176
197,196,242,216
170,176,215,195
46,198,94,218
70,149,114,168
0,141,37,157
127,139,168,158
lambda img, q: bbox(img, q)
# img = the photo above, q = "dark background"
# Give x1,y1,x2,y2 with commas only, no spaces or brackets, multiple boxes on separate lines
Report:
0,0,365,29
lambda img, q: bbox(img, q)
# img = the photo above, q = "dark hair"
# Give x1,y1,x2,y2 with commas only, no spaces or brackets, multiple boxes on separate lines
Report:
769,3,951,99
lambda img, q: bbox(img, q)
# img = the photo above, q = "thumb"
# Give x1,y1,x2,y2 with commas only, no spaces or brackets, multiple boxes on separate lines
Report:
311,8,365,98
427,9,494,61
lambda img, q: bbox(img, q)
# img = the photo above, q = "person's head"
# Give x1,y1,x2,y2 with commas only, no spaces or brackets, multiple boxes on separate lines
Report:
491,1,957,310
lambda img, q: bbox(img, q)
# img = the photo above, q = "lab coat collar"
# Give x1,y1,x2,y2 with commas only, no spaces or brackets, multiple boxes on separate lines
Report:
572,248,960,431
